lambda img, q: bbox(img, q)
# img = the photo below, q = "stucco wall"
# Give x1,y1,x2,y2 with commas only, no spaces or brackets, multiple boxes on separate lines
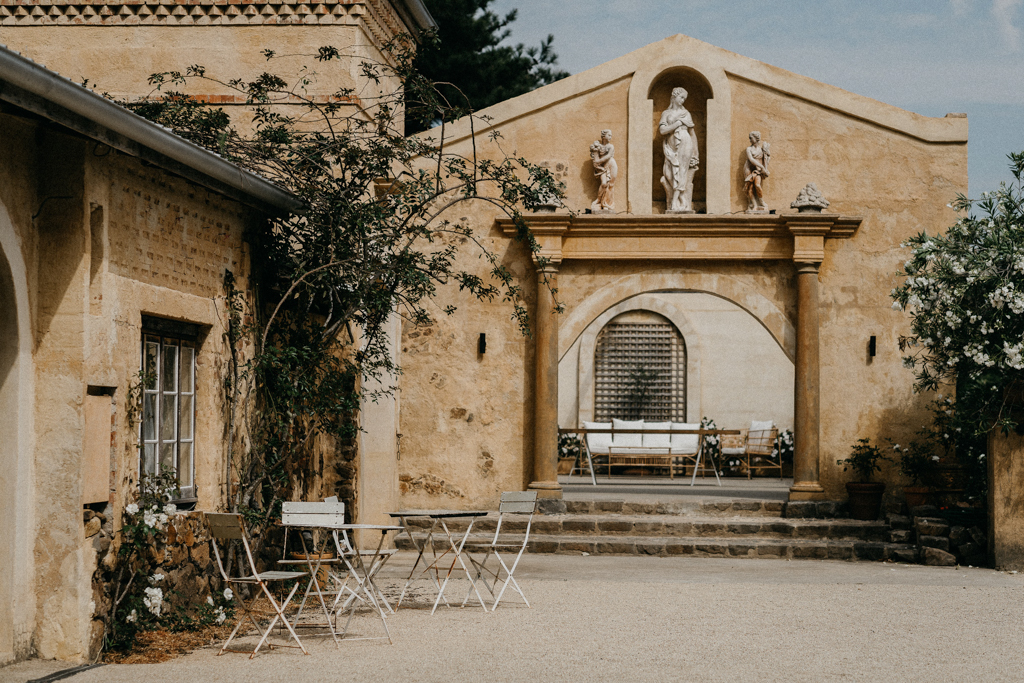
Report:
395,36,967,509
727,77,967,496
0,108,267,661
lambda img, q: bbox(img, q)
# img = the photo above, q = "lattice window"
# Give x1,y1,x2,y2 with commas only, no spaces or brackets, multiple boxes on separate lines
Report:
594,322,686,421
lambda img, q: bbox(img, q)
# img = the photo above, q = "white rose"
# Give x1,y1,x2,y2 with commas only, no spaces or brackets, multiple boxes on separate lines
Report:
125,503,139,516
164,503,177,516
207,596,215,606
223,587,233,601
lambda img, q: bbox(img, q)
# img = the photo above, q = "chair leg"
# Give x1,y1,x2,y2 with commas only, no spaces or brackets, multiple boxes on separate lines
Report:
492,548,529,611
250,581,307,658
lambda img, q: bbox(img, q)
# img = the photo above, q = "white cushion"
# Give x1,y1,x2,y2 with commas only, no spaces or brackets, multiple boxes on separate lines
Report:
642,421,672,449
612,419,644,449
583,421,612,454
750,420,775,432
670,422,701,454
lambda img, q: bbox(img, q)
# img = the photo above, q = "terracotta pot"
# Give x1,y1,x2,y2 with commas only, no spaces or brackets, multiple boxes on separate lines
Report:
902,485,933,509
557,457,576,475
289,551,335,588
846,481,886,520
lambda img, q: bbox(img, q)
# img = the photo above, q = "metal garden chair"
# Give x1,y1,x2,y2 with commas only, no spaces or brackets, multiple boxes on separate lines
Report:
462,490,538,611
206,512,308,658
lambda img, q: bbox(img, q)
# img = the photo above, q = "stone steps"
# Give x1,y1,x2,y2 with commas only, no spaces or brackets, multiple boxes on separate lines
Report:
406,514,889,542
559,499,786,517
395,533,917,562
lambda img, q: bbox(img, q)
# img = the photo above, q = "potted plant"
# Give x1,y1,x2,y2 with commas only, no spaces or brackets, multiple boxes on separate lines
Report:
892,439,940,508
558,433,583,475
843,438,889,520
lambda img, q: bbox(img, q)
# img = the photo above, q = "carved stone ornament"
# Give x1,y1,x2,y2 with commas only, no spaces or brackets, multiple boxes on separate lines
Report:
533,160,569,212
589,129,617,213
791,183,830,212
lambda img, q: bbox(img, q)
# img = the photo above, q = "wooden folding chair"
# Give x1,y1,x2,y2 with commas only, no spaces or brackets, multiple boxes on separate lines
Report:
463,491,538,611
206,512,309,658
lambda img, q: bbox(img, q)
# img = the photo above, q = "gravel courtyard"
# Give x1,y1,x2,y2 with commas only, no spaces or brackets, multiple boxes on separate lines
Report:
4,552,1023,683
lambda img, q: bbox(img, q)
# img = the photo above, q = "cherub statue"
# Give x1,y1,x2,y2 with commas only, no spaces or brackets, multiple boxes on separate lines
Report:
744,131,770,212
589,129,617,212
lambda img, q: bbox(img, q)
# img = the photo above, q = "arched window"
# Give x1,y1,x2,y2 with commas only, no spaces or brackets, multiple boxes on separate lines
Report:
593,311,687,421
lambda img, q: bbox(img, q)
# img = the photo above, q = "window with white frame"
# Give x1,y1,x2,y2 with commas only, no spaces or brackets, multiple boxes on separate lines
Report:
140,317,199,501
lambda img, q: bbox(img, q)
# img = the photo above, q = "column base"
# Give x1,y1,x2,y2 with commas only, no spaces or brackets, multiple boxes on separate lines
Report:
789,482,826,501
528,480,563,499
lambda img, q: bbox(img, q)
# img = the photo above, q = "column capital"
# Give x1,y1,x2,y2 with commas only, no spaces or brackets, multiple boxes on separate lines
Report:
786,212,844,264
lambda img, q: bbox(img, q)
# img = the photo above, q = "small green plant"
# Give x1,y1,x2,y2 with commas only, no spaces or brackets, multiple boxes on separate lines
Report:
105,470,233,653
844,438,889,482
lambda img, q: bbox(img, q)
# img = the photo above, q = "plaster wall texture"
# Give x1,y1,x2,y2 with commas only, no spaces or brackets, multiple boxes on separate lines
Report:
0,109,264,662
396,35,966,510
988,428,1024,570
727,78,967,497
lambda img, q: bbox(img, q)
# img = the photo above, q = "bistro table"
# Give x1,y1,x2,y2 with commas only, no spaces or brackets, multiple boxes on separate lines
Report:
332,523,403,644
388,510,489,614
279,504,401,644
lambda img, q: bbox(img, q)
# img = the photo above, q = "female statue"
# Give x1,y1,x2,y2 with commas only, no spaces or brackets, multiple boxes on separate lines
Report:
744,131,771,212
659,87,700,212
590,129,617,212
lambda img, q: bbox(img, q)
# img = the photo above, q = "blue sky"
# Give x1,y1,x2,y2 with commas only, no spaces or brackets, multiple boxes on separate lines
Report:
490,0,1024,197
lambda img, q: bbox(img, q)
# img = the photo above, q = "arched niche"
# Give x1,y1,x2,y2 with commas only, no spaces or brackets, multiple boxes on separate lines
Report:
649,67,713,214
575,294,702,425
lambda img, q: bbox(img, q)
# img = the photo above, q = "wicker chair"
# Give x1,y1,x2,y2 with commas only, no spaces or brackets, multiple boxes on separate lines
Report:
721,421,782,479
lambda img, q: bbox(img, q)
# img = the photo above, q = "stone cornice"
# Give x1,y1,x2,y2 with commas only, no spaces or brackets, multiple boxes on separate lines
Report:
0,0,408,48
498,212,861,262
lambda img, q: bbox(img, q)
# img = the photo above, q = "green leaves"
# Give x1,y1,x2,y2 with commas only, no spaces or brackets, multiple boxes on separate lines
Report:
893,151,1024,433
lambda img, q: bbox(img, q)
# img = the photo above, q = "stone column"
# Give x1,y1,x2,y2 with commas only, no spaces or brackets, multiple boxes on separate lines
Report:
790,261,825,500
529,260,563,498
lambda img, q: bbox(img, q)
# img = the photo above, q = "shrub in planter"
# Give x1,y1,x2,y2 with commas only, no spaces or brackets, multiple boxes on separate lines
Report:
843,439,889,520
892,439,941,508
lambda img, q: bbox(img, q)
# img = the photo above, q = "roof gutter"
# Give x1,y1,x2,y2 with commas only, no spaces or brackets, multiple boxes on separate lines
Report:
0,45,304,216
394,0,437,35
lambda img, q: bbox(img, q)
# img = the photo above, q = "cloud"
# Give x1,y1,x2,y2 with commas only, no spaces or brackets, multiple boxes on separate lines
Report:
992,0,1022,51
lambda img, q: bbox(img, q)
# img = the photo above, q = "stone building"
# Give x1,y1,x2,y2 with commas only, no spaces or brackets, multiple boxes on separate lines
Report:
394,35,967,510
0,44,302,663
0,18,979,664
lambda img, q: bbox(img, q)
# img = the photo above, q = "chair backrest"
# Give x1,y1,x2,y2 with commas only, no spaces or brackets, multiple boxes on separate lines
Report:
495,491,537,544
207,512,246,540
205,512,258,582
281,501,346,529
499,490,538,514
747,425,778,456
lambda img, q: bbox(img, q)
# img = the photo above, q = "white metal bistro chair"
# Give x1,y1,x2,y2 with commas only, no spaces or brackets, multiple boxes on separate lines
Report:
206,512,308,658
462,491,538,611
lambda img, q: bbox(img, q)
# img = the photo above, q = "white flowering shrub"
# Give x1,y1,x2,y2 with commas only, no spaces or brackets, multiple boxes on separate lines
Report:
890,153,1024,497
104,470,233,653
893,153,1024,420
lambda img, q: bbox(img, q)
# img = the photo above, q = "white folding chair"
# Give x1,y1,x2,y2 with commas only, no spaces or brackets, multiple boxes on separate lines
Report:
278,501,348,644
463,491,538,611
206,512,309,658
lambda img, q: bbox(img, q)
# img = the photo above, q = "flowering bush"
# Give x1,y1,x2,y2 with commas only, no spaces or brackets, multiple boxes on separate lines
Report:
105,470,233,652
700,417,721,467
892,151,1024,433
773,429,794,465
